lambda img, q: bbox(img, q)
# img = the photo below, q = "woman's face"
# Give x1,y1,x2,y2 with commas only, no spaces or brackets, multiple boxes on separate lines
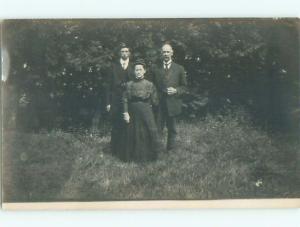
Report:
134,65,146,79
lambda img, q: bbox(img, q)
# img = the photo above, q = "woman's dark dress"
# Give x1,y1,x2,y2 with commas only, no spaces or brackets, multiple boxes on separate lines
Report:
121,78,161,162
106,62,134,159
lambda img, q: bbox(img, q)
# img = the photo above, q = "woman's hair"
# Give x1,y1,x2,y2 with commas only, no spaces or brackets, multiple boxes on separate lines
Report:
134,58,146,68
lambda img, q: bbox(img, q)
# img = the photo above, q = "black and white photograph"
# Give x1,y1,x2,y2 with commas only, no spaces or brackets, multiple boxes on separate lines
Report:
1,18,300,207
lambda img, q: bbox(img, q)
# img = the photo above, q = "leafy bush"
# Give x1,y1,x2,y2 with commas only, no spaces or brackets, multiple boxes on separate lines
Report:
3,19,299,131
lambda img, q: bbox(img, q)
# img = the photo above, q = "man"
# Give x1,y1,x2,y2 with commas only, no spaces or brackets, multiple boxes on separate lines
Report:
105,43,134,158
151,43,187,151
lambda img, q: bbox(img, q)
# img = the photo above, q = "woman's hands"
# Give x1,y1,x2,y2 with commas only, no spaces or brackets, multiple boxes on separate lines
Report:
123,112,130,123
167,87,177,95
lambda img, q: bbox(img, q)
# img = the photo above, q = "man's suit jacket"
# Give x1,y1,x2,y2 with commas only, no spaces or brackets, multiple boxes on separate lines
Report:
151,62,187,117
105,60,134,116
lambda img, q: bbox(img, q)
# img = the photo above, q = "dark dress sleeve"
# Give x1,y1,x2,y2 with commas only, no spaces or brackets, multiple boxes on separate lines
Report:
150,83,159,106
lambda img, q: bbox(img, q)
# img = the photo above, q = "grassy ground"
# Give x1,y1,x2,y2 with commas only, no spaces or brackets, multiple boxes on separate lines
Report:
3,112,299,202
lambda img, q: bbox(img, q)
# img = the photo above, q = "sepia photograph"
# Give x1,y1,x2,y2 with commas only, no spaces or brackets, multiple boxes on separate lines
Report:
1,18,299,208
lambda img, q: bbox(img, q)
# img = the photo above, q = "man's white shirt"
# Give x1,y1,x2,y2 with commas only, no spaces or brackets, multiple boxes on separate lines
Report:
120,58,129,70
163,60,172,69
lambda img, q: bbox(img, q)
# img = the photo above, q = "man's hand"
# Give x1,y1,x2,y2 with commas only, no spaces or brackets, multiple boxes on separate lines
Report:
19,93,30,107
123,112,130,123
167,87,177,95
106,104,111,112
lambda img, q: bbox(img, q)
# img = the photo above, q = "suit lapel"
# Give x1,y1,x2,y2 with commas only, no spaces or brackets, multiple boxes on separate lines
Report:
127,62,134,80
115,60,132,82
117,62,124,73
158,63,169,89
168,63,175,79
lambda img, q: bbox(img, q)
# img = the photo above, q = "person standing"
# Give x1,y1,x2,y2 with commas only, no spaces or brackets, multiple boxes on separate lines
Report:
105,43,134,159
122,59,161,162
151,43,187,151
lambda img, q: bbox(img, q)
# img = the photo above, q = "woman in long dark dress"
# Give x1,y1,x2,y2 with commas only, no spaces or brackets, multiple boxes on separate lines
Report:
122,59,162,162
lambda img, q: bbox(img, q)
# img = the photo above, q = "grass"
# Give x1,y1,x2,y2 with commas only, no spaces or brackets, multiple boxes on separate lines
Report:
2,111,299,202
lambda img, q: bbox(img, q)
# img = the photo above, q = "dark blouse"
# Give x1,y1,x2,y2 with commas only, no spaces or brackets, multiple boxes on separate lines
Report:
123,79,158,112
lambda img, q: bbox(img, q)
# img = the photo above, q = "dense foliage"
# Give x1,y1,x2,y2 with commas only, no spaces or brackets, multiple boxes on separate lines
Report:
3,19,299,131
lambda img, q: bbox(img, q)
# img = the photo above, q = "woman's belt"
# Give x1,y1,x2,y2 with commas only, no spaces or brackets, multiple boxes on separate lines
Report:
130,97,150,103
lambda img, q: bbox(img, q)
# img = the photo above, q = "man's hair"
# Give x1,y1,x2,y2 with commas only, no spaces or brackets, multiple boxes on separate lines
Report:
119,42,130,51
162,43,173,52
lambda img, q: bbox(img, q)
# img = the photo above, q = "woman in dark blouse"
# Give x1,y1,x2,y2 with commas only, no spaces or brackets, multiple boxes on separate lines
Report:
122,59,162,162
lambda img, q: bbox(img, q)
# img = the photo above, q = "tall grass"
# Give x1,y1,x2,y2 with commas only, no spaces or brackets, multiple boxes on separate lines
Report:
3,111,299,202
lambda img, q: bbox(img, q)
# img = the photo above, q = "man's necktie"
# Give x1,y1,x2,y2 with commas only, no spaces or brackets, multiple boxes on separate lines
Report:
164,63,170,71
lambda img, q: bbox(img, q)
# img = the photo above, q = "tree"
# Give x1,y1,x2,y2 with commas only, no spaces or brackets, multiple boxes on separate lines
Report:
3,19,299,132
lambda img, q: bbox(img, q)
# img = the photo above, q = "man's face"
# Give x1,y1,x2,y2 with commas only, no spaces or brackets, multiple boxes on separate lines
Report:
120,48,130,60
162,45,173,62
